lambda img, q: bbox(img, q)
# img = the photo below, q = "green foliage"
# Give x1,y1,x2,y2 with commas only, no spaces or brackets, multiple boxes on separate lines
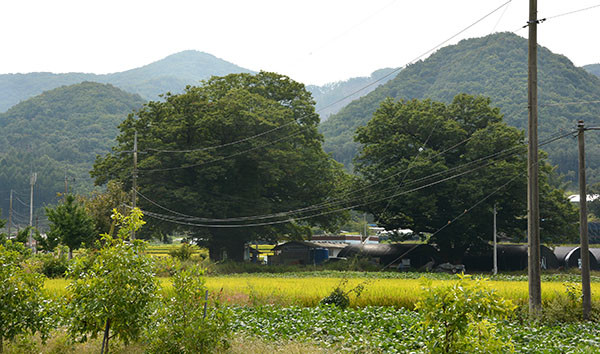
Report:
0,244,53,351
320,278,367,309
168,243,195,261
414,274,516,353
92,71,350,260
30,247,70,278
45,195,96,257
79,180,130,235
354,94,578,257
64,208,157,352
321,32,600,185
0,82,145,215
307,68,398,121
145,265,231,353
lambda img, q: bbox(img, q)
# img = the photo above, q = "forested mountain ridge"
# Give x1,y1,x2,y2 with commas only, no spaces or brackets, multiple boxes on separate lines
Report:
320,32,600,183
306,68,398,121
0,51,254,112
0,82,145,219
584,63,600,78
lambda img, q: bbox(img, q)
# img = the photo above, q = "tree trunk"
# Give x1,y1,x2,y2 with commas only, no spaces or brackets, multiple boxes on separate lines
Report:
208,231,246,262
68,248,73,260
1,337,3,354
101,318,111,354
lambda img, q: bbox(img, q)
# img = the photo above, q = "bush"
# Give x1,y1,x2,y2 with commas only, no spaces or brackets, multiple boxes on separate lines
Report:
31,247,70,278
168,243,195,261
414,274,516,353
320,278,367,309
145,265,231,353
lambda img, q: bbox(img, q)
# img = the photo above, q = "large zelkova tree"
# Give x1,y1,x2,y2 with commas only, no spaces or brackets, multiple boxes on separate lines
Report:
92,72,350,261
45,195,96,258
354,94,578,261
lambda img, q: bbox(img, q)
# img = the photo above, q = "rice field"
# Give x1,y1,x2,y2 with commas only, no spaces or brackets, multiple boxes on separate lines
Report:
45,274,600,308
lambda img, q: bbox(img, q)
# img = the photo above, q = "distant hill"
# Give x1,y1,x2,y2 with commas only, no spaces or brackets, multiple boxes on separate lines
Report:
306,68,399,120
320,32,600,184
0,82,145,220
584,63,600,78
0,51,254,112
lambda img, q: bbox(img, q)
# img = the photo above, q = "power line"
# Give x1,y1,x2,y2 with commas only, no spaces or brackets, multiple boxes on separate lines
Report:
135,129,573,228
136,0,512,158
134,128,572,225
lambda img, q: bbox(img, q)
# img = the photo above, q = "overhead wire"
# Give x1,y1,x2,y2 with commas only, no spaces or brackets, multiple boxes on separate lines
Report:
135,0,513,161
135,128,571,224
135,129,574,228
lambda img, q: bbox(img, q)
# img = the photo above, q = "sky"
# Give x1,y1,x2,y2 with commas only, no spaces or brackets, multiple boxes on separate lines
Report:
1,0,599,85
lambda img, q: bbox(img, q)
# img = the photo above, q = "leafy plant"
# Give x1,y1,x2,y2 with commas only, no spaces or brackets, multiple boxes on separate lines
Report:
0,243,54,353
145,265,231,353
320,278,367,309
168,242,194,261
414,274,516,353
64,208,157,354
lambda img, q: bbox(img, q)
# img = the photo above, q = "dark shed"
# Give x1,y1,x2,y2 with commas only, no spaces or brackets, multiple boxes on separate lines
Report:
463,244,559,271
337,243,438,269
590,248,600,265
555,246,600,270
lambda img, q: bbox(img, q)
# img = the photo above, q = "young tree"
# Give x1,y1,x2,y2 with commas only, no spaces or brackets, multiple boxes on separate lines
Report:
92,72,350,261
65,208,157,354
78,180,130,235
354,94,578,260
45,194,96,258
0,243,52,353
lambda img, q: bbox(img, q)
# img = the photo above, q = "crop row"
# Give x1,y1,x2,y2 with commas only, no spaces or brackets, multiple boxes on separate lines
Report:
229,305,600,353
45,276,600,308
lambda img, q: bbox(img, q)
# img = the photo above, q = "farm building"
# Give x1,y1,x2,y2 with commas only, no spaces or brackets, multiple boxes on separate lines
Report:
311,234,379,244
554,246,600,270
337,243,438,269
269,241,347,265
463,244,559,271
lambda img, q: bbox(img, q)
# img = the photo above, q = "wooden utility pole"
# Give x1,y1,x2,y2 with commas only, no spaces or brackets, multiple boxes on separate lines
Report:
132,131,138,240
29,172,37,252
527,0,542,316
577,120,592,319
493,204,498,275
8,189,13,237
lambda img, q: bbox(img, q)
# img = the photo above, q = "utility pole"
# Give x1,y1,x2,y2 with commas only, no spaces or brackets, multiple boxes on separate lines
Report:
64,170,68,196
8,189,13,237
493,204,498,275
132,131,138,240
527,0,542,316
29,172,37,252
577,120,592,319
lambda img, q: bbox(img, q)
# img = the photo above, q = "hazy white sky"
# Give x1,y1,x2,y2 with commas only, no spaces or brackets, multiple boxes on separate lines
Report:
1,0,599,85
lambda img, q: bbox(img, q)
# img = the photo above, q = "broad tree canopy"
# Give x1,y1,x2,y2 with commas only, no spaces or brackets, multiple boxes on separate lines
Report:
354,94,577,260
92,72,349,260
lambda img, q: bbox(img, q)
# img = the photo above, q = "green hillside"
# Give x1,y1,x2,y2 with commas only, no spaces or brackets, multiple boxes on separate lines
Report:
306,68,398,121
584,63,600,78
0,51,254,112
0,82,145,222
320,32,600,183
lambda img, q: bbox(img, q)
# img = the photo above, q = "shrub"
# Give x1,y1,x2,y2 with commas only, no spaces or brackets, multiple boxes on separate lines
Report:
320,278,367,309
414,274,516,353
65,208,158,354
0,243,54,352
31,246,70,278
145,265,231,353
169,243,194,261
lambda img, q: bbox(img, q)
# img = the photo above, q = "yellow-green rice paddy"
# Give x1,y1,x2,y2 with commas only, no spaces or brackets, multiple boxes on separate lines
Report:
45,275,600,308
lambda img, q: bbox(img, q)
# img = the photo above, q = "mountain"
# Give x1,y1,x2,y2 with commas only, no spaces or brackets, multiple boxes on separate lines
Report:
0,82,145,221
584,64,600,78
306,68,399,120
320,32,600,184
0,51,254,112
